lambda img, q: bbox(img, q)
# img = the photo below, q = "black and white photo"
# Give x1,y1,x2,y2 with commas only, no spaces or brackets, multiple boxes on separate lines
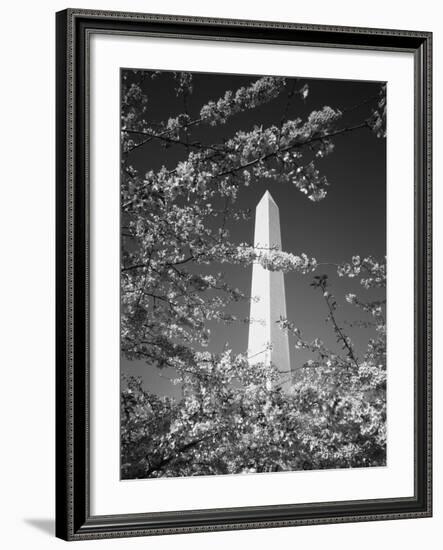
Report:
120,69,387,480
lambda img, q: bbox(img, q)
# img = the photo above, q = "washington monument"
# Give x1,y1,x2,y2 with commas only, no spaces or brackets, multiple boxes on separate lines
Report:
247,191,291,390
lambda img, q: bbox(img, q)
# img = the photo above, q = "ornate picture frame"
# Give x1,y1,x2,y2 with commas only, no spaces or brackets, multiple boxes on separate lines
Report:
55,8,432,540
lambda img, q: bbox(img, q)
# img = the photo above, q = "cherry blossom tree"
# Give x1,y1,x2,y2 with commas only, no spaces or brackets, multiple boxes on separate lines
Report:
120,70,386,478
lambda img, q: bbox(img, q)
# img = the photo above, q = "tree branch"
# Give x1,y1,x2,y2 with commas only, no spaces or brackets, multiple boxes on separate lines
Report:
145,432,215,476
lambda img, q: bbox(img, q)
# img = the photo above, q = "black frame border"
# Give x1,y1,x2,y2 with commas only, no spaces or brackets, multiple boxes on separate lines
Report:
55,8,432,541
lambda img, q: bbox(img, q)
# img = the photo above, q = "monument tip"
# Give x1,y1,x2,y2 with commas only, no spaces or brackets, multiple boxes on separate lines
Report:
258,189,277,206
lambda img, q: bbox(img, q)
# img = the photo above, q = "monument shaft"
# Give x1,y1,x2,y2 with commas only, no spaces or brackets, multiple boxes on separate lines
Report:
248,191,291,389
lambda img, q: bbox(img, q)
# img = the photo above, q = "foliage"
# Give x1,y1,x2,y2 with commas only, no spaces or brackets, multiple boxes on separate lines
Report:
120,70,386,478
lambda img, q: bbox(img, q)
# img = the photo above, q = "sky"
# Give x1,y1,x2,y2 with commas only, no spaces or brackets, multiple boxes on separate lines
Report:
121,69,386,398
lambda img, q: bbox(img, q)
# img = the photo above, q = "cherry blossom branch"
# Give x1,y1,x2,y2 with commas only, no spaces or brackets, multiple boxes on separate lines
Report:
145,432,217,476
311,275,359,369
122,120,369,210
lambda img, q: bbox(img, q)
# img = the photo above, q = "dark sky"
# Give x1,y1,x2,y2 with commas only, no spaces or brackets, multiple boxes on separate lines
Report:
121,69,386,398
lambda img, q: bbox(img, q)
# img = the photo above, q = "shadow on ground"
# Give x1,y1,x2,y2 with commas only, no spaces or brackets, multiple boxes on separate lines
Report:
24,518,55,536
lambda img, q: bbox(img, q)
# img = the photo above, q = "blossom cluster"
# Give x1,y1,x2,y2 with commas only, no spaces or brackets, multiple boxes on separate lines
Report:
173,71,193,96
367,84,387,139
200,76,287,125
306,106,342,134
234,246,317,274
338,256,386,288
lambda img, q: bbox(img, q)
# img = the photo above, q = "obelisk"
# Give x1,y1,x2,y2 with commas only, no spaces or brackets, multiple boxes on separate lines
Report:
247,190,291,390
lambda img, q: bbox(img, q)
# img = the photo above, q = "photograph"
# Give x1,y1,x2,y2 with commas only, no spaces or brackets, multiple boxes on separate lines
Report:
120,68,387,480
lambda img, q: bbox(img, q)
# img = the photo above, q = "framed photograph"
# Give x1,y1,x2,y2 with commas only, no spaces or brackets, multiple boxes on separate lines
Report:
55,9,432,541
